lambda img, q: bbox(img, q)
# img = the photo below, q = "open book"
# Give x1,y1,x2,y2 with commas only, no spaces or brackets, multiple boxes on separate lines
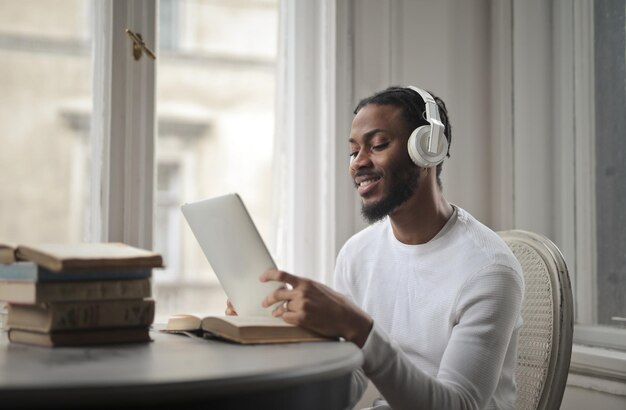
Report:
165,314,331,344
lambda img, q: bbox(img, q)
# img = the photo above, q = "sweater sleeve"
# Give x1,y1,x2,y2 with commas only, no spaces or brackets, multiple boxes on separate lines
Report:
361,265,523,410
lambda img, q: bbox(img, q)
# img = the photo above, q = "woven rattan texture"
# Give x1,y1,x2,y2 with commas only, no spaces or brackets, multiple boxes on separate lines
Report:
510,242,554,410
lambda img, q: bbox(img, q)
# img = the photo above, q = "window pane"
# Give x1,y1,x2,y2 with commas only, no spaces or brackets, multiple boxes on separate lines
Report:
0,1,93,244
594,0,626,328
154,0,279,321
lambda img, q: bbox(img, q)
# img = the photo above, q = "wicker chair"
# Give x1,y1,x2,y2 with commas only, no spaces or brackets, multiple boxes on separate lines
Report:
498,230,574,410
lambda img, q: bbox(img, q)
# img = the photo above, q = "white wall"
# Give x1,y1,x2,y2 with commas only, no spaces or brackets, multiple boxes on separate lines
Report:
345,0,626,409
350,0,493,229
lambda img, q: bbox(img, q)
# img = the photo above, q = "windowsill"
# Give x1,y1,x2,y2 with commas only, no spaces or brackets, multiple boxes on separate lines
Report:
568,344,626,396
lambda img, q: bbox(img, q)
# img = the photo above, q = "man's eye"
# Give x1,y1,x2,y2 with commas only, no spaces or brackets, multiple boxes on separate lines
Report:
372,143,389,151
349,151,358,158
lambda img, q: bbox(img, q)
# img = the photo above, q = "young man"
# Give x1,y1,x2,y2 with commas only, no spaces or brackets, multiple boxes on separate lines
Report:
231,87,524,409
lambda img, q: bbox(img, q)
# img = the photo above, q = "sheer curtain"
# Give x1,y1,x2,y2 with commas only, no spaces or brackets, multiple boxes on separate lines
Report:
272,0,355,284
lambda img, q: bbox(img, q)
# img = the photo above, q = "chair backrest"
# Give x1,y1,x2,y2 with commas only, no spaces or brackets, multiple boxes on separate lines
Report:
498,230,573,410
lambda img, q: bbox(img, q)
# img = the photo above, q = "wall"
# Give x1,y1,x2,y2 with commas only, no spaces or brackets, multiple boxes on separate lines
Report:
349,0,493,233
346,0,626,409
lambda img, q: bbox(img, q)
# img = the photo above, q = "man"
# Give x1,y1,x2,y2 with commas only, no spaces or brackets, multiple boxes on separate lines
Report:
229,86,524,409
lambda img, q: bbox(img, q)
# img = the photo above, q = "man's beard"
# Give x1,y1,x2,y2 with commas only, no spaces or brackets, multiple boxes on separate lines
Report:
361,165,420,223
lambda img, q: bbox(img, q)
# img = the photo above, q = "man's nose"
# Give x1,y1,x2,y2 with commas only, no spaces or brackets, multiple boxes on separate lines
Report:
350,149,372,172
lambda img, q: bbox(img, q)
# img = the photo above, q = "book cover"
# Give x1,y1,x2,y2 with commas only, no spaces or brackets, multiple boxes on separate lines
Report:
0,278,152,304
7,299,155,332
8,327,151,347
165,314,330,344
16,243,163,272
0,262,152,282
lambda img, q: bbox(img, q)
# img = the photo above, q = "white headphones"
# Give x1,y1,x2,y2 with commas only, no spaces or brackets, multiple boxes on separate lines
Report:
406,86,449,168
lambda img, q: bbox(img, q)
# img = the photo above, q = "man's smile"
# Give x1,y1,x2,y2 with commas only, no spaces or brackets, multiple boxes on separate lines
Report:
354,173,382,196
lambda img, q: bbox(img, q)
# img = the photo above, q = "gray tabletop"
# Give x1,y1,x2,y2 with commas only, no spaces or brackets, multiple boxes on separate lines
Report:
0,328,363,409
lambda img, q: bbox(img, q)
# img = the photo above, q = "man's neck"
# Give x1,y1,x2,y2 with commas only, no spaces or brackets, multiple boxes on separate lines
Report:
388,184,453,245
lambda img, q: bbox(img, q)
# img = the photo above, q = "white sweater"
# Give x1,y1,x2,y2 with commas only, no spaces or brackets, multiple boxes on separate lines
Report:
334,206,524,410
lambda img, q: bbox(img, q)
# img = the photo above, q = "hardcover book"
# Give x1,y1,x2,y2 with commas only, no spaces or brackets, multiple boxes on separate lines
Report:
7,299,155,332
8,327,151,347
0,278,151,304
0,262,152,282
165,314,329,344
16,243,163,272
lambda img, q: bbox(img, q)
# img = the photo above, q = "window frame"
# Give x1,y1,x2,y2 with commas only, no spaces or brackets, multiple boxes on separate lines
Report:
91,0,156,249
570,0,598,330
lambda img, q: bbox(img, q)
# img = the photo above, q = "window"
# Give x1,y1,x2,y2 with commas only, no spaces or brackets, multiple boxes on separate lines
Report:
158,0,179,51
554,0,626,351
0,0,347,327
570,0,626,349
153,0,280,321
591,0,625,331
498,0,626,358
0,1,94,243
0,0,324,325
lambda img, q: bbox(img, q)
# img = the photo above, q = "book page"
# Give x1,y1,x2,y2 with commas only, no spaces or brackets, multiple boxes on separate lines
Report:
166,314,202,331
207,315,294,328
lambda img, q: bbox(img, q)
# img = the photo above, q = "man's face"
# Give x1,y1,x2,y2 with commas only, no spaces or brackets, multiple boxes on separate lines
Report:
349,104,420,223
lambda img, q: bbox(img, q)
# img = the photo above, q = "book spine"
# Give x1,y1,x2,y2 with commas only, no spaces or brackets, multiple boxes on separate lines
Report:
37,266,152,282
9,327,151,347
51,299,155,330
8,299,155,331
0,262,37,281
0,279,152,304
0,262,152,282
36,279,152,303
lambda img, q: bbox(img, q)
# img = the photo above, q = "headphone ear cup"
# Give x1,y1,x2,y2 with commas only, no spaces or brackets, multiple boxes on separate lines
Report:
407,126,449,167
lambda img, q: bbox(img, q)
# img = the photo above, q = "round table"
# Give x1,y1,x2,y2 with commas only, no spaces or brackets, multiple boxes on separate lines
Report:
0,328,363,409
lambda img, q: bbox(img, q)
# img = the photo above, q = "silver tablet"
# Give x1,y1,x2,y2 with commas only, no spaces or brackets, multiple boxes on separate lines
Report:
181,193,281,317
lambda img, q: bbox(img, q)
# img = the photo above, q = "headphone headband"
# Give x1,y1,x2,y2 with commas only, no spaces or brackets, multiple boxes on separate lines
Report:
406,86,440,122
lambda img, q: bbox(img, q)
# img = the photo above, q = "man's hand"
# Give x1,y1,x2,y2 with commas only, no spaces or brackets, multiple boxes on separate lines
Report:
260,269,373,348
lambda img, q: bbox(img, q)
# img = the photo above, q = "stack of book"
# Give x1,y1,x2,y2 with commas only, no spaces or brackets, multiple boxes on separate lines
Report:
0,242,162,347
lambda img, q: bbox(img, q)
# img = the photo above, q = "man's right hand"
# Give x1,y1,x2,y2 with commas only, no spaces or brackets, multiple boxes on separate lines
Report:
225,300,238,316
260,269,373,348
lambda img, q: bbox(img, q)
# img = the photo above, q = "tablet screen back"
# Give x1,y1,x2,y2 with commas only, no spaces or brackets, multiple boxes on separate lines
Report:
181,193,281,317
